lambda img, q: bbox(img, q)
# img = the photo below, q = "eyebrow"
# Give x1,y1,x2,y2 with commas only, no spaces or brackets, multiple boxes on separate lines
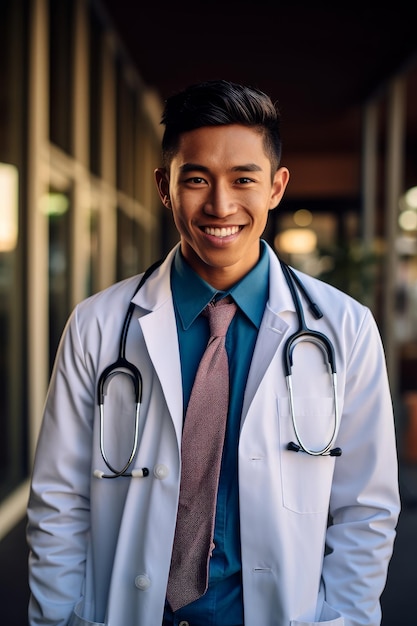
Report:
179,162,263,173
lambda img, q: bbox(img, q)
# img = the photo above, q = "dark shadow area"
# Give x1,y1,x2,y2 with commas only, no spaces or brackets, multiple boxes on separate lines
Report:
381,463,417,625
0,516,29,626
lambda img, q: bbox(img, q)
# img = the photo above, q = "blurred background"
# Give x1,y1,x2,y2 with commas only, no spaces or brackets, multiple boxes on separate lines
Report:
1,0,417,623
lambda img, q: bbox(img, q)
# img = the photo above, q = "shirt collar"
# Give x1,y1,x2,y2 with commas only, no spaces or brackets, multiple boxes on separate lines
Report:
171,241,269,331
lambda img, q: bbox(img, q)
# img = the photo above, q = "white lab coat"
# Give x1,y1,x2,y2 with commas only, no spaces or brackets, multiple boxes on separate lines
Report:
27,242,400,626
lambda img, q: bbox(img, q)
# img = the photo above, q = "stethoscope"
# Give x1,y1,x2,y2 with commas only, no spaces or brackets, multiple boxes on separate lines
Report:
280,261,341,457
94,257,341,479
94,260,163,479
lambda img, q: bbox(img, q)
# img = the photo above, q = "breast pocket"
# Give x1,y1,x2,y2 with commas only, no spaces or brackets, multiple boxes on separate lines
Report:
278,397,337,514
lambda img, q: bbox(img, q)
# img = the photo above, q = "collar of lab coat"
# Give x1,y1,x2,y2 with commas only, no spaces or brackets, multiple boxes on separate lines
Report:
131,241,297,318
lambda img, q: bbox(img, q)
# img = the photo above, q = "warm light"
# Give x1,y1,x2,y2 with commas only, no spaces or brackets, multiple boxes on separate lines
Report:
399,209,417,231
399,186,417,212
404,186,417,209
0,163,19,252
293,209,313,227
275,228,317,255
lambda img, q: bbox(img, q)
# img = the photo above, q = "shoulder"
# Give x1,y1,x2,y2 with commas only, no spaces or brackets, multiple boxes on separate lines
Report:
76,274,143,319
72,250,175,333
293,268,366,311
59,276,145,353
291,268,382,348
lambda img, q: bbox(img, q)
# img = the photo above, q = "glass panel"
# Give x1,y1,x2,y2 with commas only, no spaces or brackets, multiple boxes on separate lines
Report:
49,0,74,153
47,187,72,373
89,6,103,177
397,64,417,400
116,61,136,195
0,0,29,497
116,208,141,281
88,208,101,295
272,200,362,297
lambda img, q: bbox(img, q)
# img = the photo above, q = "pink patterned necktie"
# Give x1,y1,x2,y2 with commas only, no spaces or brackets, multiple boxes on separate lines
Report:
166,298,237,612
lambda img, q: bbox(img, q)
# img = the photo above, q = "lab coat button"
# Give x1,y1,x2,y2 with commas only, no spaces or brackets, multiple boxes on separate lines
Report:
154,463,169,479
134,574,151,590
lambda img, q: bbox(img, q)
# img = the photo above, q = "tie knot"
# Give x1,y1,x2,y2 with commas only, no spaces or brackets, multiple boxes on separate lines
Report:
203,299,237,337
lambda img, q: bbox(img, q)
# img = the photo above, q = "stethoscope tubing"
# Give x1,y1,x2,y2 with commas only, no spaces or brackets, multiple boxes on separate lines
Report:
280,260,341,457
94,259,163,479
286,371,340,456
95,256,342,479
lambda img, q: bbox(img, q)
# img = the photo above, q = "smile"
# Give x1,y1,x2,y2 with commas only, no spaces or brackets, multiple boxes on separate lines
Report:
203,226,241,238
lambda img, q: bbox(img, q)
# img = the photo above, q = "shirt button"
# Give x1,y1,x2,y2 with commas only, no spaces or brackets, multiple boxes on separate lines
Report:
153,463,169,479
134,574,151,590
178,622,189,626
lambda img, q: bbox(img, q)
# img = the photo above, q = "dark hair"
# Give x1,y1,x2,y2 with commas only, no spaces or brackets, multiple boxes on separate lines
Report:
160,79,282,173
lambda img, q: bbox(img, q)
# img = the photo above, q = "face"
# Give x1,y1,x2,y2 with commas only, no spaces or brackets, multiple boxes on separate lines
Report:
155,124,289,290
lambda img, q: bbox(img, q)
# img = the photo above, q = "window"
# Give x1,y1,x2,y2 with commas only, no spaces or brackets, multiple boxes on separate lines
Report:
46,186,73,372
0,0,29,497
89,6,104,177
49,0,74,153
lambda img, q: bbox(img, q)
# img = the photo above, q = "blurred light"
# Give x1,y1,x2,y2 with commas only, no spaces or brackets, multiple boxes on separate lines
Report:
0,163,19,252
293,209,313,227
275,228,317,254
405,186,417,209
399,186,417,212
396,236,417,255
40,192,69,216
399,209,417,231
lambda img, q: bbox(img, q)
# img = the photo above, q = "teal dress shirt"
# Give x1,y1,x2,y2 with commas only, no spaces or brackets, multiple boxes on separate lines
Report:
164,242,269,626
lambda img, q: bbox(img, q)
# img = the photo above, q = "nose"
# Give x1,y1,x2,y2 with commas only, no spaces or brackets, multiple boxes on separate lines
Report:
203,183,238,218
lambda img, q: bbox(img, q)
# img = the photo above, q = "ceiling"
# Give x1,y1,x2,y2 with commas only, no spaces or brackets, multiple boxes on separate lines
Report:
100,1,417,155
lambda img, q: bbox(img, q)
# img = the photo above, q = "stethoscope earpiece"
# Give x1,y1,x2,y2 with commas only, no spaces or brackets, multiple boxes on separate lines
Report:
93,467,150,479
288,441,342,457
329,447,342,457
287,441,301,452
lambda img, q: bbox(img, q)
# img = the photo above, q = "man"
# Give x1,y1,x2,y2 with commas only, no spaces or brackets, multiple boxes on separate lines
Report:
27,80,400,626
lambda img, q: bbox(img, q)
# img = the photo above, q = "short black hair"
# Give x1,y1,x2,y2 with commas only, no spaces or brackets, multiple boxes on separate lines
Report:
160,79,282,174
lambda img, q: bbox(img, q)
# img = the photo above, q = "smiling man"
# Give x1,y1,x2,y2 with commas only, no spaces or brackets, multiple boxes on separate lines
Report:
27,80,400,626
155,123,289,290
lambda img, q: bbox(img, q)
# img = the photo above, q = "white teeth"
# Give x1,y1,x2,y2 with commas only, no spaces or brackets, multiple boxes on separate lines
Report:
204,226,240,238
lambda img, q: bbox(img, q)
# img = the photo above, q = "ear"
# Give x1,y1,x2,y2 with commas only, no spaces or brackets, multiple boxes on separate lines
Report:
269,167,290,210
154,168,171,208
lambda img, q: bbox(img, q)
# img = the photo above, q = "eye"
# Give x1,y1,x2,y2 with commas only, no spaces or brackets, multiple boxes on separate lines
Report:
185,176,207,185
235,177,255,184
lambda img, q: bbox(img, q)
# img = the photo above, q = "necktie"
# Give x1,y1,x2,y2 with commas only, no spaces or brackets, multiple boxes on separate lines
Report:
166,298,237,612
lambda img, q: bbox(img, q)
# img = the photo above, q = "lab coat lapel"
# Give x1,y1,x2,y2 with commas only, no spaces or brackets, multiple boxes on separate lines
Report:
132,248,184,439
242,306,288,418
138,303,182,423
241,247,295,419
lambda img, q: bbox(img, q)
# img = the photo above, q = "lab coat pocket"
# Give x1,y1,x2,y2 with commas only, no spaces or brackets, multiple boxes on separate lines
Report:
68,599,105,626
290,617,345,626
290,599,344,624
278,397,337,514
290,617,344,625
